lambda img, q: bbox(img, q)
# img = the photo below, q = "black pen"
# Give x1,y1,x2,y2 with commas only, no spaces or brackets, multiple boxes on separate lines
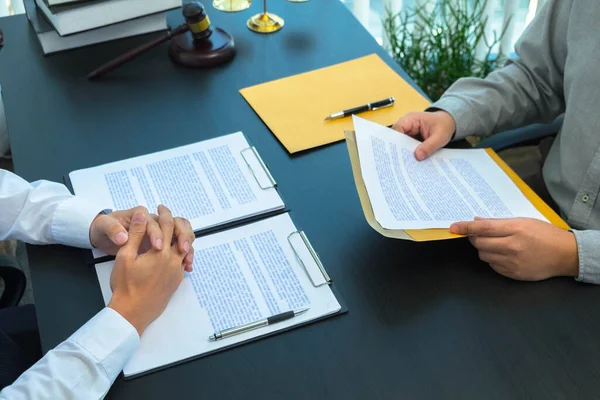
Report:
325,96,395,121
209,308,310,341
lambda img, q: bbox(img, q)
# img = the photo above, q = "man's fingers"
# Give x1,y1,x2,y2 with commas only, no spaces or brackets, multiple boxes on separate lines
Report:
488,263,512,277
392,114,420,136
98,218,128,246
414,132,449,161
145,214,164,250
174,218,194,252
469,235,514,254
157,205,175,248
184,251,194,264
184,251,194,272
450,219,514,237
124,212,148,253
392,114,445,159
477,251,507,265
173,217,194,271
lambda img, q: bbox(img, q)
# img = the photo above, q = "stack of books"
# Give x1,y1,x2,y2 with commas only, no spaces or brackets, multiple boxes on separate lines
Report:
25,0,181,55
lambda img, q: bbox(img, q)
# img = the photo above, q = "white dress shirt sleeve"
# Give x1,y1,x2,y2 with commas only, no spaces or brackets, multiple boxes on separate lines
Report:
0,308,140,400
0,169,139,398
0,169,102,248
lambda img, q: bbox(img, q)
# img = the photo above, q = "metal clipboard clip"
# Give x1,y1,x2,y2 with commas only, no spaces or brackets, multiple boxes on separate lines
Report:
241,146,277,190
287,231,332,287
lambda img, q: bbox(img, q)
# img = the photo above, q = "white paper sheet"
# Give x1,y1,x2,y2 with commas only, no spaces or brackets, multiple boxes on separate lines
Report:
353,116,547,230
95,213,341,377
70,132,284,258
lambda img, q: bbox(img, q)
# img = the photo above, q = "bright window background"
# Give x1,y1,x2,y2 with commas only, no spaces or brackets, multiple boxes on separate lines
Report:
340,0,543,55
1,0,24,17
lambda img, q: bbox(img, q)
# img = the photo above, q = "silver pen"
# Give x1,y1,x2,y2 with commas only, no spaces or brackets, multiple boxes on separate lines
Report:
209,308,309,341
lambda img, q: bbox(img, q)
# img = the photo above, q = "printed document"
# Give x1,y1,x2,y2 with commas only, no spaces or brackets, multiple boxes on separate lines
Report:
95,213,341,377
70,133,284,256
353,116,547,230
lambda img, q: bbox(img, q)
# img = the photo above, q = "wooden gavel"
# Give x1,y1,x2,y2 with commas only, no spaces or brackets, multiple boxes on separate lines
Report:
88,2,235,80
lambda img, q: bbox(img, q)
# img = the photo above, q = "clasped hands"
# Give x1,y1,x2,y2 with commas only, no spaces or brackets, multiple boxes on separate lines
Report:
89,205,196,335
89,205,195,271
393,111,580,281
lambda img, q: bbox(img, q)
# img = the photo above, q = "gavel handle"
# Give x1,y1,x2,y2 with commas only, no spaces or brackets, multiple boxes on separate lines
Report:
88,24,190,80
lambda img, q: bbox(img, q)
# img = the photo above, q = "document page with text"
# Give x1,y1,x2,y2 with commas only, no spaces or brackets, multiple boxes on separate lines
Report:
353,116,547,230
70,133,284,257
95,213,341,377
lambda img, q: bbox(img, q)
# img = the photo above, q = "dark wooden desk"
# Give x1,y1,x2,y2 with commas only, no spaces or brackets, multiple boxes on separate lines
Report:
1,2,600,398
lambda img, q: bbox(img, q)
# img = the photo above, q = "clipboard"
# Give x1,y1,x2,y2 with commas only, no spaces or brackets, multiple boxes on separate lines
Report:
62,133,289,264
127,286,348,380
344,129,569,241
91,211,348,379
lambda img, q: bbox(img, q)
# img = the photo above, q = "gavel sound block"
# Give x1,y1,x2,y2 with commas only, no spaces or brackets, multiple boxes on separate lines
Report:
169,2,235,67
88,2,235,79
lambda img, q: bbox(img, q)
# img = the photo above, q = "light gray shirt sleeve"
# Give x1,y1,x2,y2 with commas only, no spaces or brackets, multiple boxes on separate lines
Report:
572,230,600,284
430,0,570,139
428,0,600,284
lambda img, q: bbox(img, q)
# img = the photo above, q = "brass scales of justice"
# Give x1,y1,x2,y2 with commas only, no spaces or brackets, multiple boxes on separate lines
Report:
214,0,309,33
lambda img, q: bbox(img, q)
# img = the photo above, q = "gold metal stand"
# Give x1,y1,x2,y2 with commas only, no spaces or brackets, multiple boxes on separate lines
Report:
213,0,251,12
247,0,284,33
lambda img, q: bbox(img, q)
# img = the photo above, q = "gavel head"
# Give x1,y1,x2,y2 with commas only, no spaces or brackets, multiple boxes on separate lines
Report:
183,2,212,41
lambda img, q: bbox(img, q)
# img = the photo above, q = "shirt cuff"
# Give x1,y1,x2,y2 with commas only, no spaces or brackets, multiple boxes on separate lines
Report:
572,229,600,284
428,96,478,140
51,196,103,249
71,307,140,381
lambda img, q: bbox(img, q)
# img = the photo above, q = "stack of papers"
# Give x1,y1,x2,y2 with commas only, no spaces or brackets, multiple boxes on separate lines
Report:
345,117,568,241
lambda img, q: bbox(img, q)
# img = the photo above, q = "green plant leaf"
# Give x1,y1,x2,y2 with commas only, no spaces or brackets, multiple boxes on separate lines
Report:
383,0,511,101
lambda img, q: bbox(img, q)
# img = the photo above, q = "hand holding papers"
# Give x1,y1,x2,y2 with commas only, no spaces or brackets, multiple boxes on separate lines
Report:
345,117,568,241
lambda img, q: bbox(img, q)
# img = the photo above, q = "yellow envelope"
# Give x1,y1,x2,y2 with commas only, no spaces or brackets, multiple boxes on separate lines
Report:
344,130,569,241
240,54,431,153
